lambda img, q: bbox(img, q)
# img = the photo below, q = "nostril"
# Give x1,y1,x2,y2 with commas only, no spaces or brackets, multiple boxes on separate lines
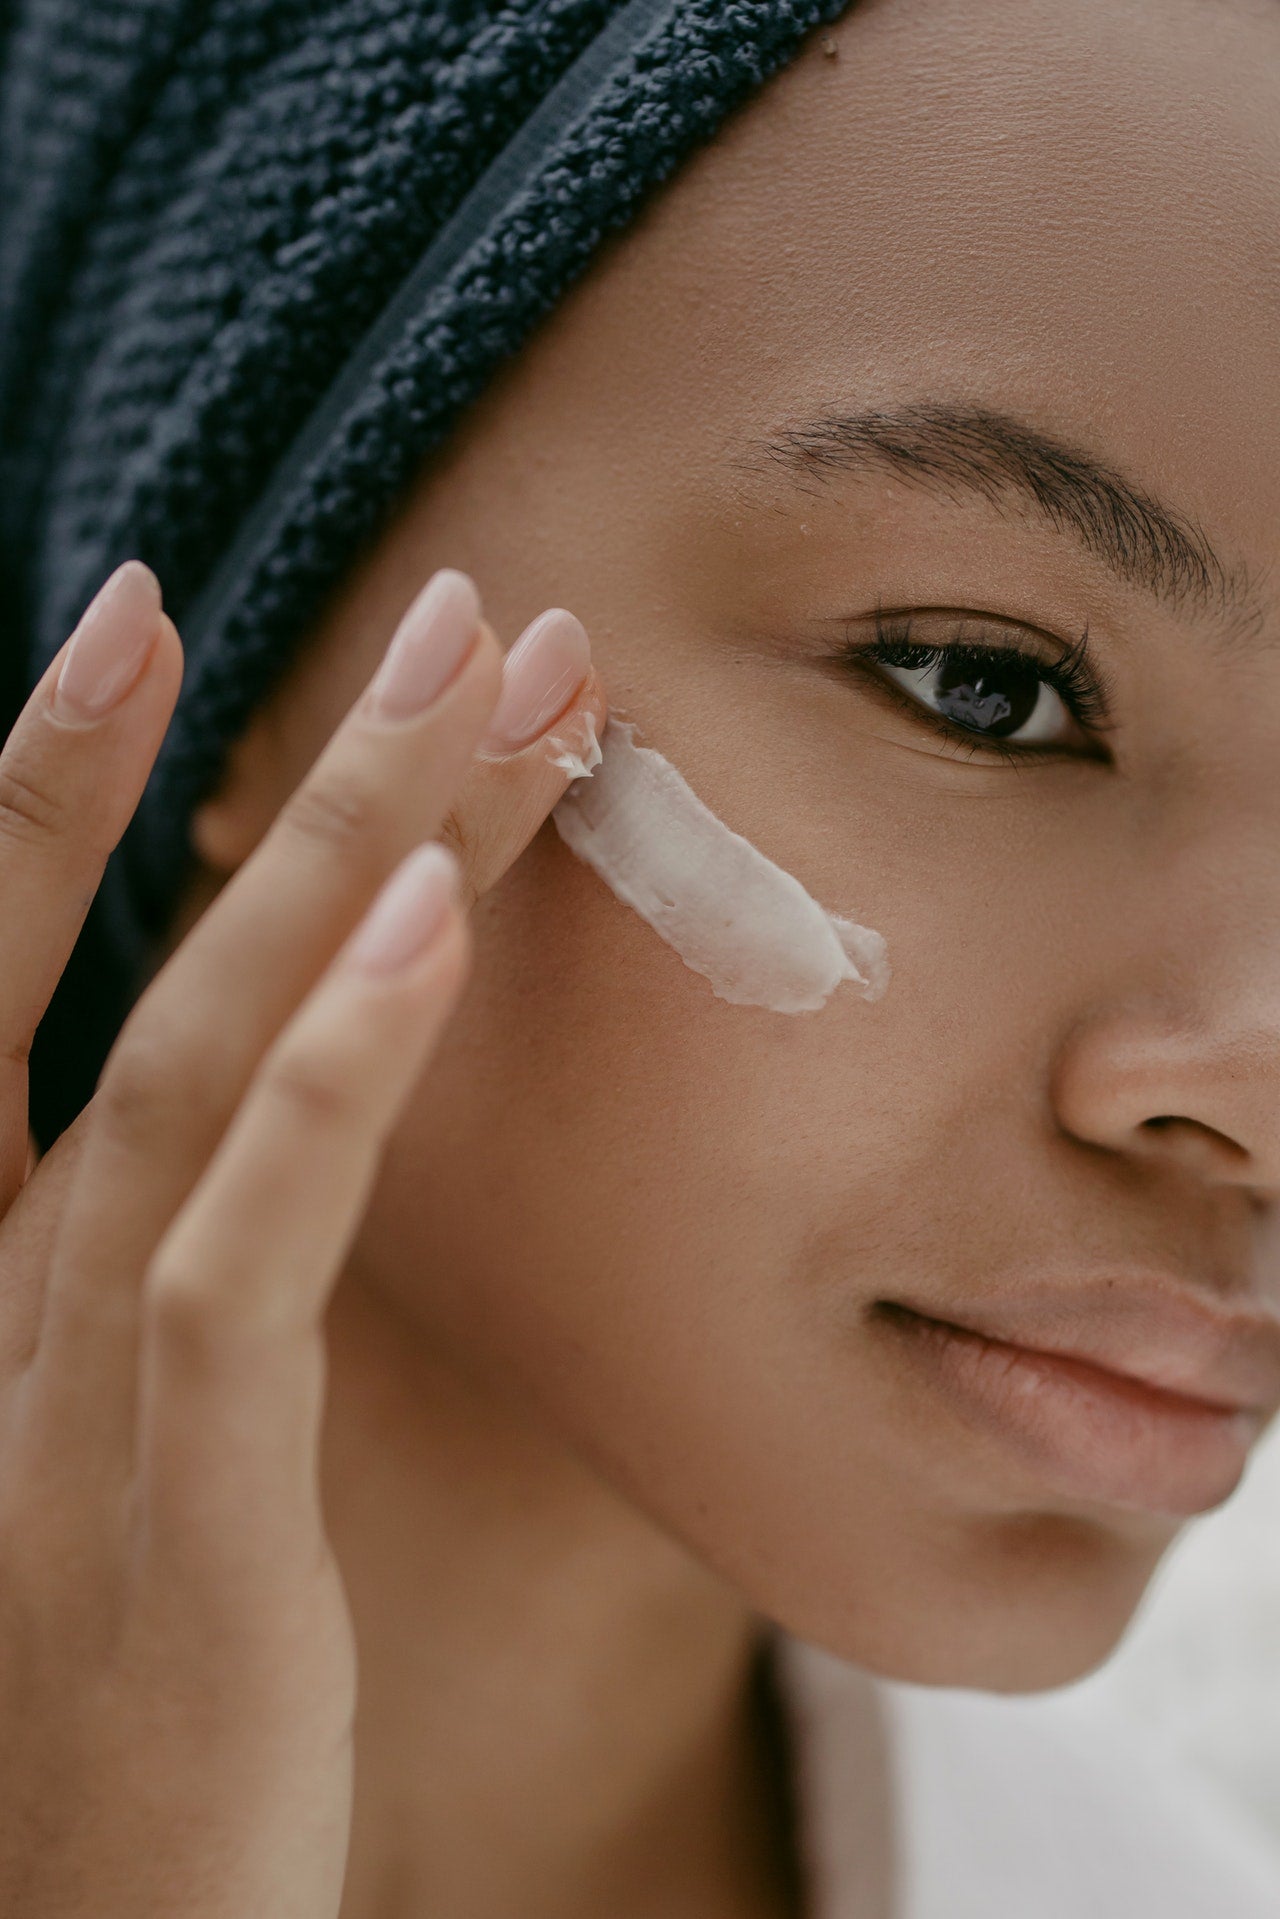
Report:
1140,1113,1253,1173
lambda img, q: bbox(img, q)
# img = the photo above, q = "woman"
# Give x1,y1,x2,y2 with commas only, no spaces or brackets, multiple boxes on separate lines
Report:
1,0,1279,1912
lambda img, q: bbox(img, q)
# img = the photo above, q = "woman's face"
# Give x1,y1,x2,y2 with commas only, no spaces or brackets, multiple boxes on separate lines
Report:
191,0,1280,1688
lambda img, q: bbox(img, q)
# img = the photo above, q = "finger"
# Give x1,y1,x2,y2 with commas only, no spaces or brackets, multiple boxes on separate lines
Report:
442,607,608,907
24,568,499,1471
136,841,467,1569
0,1120,94,1374
0,563,180,1211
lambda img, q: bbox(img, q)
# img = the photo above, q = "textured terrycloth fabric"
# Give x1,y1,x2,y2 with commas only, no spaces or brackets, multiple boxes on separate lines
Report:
0,0,849,1147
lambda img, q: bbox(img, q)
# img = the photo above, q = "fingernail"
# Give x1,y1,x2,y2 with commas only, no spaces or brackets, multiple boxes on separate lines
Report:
368,569,480,720
346,841,460,975
53,561,162,722
478,609,590,754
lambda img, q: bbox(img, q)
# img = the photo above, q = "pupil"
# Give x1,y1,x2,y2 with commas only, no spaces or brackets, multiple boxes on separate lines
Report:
934,653,1039,736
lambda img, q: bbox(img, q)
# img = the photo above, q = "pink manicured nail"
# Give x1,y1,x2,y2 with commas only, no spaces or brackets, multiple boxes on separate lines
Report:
367,569,480,720
53,561,162,722
346,842,459,975
478,608,590,754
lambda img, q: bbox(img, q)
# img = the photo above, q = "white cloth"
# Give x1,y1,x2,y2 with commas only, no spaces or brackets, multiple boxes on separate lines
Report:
773,1631,1280,1919
1043,1425,1280,1849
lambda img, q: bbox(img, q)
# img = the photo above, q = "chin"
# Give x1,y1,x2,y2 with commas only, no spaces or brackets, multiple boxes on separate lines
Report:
881,1618,1138,1697
762,1505,1177,1696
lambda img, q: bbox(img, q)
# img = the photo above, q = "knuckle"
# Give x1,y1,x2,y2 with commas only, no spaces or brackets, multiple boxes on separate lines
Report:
145,1256,222,1349
261,1047,358,1132
95,1021,210,1147
146,1240,288,1359
0,761,67,849
281,769,381,856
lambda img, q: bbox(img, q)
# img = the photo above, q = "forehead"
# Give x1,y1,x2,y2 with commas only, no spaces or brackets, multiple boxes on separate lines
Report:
553,0,1279,576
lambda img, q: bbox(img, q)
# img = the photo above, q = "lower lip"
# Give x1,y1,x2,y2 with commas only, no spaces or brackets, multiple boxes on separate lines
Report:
884,1306,1259,1516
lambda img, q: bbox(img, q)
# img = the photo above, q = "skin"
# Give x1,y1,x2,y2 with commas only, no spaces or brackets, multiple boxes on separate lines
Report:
3,0,1279,1914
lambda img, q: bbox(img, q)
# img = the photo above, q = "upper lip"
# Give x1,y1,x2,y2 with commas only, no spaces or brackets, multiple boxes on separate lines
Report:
888,1274,1280,1417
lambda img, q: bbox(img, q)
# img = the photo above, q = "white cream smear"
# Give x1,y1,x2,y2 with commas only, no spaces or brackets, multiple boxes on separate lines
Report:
549,716,890,1015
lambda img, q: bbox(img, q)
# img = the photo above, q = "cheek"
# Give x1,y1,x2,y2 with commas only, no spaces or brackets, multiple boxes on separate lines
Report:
357,740,1086,1396
356,803,912,1446
351,795,1167,1687
376,824,881,1302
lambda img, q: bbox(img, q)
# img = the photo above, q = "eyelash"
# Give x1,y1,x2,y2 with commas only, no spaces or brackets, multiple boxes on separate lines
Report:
838,611,1115,766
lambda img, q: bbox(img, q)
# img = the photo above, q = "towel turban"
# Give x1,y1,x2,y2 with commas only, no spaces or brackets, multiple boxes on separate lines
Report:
0,0,848,1146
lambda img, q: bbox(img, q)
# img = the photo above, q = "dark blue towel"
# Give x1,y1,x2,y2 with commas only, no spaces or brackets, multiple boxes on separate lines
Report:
0,0,847,1145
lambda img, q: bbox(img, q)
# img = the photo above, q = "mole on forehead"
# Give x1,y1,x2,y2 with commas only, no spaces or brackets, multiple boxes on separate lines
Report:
730,399,1273,652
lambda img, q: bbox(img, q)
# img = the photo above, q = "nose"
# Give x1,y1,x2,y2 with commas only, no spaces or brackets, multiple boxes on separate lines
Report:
1051,1004,1279,1198
1049,816,1280,1200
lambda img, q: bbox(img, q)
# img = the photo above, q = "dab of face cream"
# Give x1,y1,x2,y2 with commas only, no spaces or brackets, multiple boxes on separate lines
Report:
550,717,889,1014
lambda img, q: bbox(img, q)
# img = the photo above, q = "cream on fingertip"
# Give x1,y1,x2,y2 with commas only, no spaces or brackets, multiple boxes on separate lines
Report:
546,709,604,781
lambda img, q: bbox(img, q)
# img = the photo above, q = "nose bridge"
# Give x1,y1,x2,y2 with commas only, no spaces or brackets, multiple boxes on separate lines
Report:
1075,757,1273,993
1051,806,1280,1193
1154,795,1280,1001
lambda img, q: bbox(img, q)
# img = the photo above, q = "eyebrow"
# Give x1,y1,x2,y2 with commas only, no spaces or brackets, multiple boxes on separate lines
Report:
737,400,1271,646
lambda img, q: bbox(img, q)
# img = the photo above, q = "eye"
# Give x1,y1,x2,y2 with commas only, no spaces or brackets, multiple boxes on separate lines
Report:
878,643,1073,745
839,611,1114,763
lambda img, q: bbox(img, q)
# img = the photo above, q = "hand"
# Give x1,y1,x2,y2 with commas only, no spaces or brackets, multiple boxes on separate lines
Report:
0,562,606,1918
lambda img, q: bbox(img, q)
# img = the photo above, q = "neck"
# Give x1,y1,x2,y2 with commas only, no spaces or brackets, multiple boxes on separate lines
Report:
322,1274,802,1919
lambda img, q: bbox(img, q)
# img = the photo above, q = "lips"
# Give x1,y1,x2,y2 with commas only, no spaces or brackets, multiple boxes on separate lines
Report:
877,1278,1280,1516
886,1276,1280,1416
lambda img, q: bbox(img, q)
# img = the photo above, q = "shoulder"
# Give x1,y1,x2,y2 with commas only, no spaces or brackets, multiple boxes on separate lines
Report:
773,1633,1280,1919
